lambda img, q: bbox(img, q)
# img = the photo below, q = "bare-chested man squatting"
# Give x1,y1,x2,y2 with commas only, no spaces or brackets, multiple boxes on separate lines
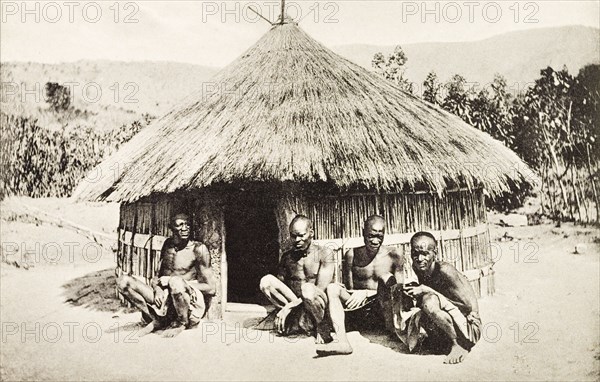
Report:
259,215,336,339
403,231,482,364
316,215,405,355
118,213,217,338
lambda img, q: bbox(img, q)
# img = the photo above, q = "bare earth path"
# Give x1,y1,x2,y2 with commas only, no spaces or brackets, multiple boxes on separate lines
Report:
1,197,598,381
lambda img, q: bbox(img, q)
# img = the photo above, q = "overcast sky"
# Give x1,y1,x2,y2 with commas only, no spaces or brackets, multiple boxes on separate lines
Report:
1,0,598,67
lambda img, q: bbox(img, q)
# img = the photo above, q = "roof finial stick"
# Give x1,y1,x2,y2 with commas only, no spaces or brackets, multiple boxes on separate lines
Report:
248,6,274,25
280,0,285,24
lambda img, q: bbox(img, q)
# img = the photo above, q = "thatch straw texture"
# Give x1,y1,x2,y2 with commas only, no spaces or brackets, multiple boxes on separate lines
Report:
74,22,533,203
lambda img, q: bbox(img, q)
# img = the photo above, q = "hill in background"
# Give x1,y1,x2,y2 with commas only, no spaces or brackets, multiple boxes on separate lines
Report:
333,25,600,92
1,61,218,130
1,25,598,130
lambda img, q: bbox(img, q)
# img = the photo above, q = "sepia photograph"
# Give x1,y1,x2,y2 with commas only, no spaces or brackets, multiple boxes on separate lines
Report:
1,0,599,380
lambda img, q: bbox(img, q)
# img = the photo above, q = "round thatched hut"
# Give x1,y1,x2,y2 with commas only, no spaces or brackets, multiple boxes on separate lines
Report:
74,21,533,318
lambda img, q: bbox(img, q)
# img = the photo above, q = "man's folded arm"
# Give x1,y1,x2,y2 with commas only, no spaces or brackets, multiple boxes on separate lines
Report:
193,244,217,296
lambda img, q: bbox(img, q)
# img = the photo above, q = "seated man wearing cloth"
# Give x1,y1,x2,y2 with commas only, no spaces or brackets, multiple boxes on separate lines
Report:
259,215,336,337
316,215,404,356
401,231,482,364
118,213,217,338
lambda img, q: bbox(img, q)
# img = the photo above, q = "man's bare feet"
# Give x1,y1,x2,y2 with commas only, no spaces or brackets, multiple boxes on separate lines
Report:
316,341,353,356
162,322,186,338
315,321,334,344
315,332,333,344
136,320,160,337
105,321,147,334
443,342,469,364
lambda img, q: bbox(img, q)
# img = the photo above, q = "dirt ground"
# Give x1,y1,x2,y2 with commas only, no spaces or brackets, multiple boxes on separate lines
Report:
1,197,599,381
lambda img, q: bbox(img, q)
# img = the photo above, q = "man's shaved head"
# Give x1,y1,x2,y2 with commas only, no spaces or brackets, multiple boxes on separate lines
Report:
410,232,437,251
289,215,314,252
364,215,385,232
171,213,190,227
410,232,437,274
289,214,313,231
363,215,386,253
170,213,191,242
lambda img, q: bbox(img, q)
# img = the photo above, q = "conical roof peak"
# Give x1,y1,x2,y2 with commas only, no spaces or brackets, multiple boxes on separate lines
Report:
74,23,534,202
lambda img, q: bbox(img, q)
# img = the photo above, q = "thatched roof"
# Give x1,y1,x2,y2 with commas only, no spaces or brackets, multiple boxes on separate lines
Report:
74,22,534,203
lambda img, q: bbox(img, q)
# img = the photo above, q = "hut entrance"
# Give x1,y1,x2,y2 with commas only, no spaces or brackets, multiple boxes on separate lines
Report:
224,193,279,305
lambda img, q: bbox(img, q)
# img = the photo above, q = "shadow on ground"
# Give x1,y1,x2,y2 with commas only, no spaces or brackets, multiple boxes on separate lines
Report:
62,268,135,313
360,330,408,353
240,312,412,354
242,311,276,330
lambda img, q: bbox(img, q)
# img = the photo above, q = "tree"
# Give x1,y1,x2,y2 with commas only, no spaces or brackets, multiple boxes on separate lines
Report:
570,64,600,220
442,74,473,123
571,64,600,165
487,75,514,145
372,46,414,94
468,74,515,146
45,82,71,112
422,71,441,106
511,66,580,220
372,52,386,73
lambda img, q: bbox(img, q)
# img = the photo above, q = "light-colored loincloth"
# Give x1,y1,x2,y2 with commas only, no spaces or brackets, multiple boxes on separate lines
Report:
343,289,379,312
342,287,388,331
133,276,206,326
394,290,480,352
256,287,327,336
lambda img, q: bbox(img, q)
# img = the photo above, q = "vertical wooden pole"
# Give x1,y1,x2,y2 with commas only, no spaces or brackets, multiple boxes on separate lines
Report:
116,205,123,301
220,201,228,319
435,195,445,260
150,201,156,278
130,203,138,276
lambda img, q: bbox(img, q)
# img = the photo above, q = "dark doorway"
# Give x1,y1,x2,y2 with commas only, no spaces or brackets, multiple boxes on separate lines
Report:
224,192,280,305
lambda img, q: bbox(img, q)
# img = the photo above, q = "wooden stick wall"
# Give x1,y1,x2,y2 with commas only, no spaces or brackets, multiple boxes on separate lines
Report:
116,187,494,313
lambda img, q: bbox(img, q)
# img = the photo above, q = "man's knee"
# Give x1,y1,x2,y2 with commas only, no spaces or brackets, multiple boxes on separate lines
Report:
168,276,187,294
301,283,317,301
326,283,343,298
259,274,276,292
378,274,397,289
421,293,441,315
117,275,133,293
194,292,207,310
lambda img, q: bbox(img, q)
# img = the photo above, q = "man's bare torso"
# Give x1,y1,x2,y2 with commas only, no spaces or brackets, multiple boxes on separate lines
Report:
347,245,401,290
418,261,478,316
160,239,203,283
278,243,327,296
